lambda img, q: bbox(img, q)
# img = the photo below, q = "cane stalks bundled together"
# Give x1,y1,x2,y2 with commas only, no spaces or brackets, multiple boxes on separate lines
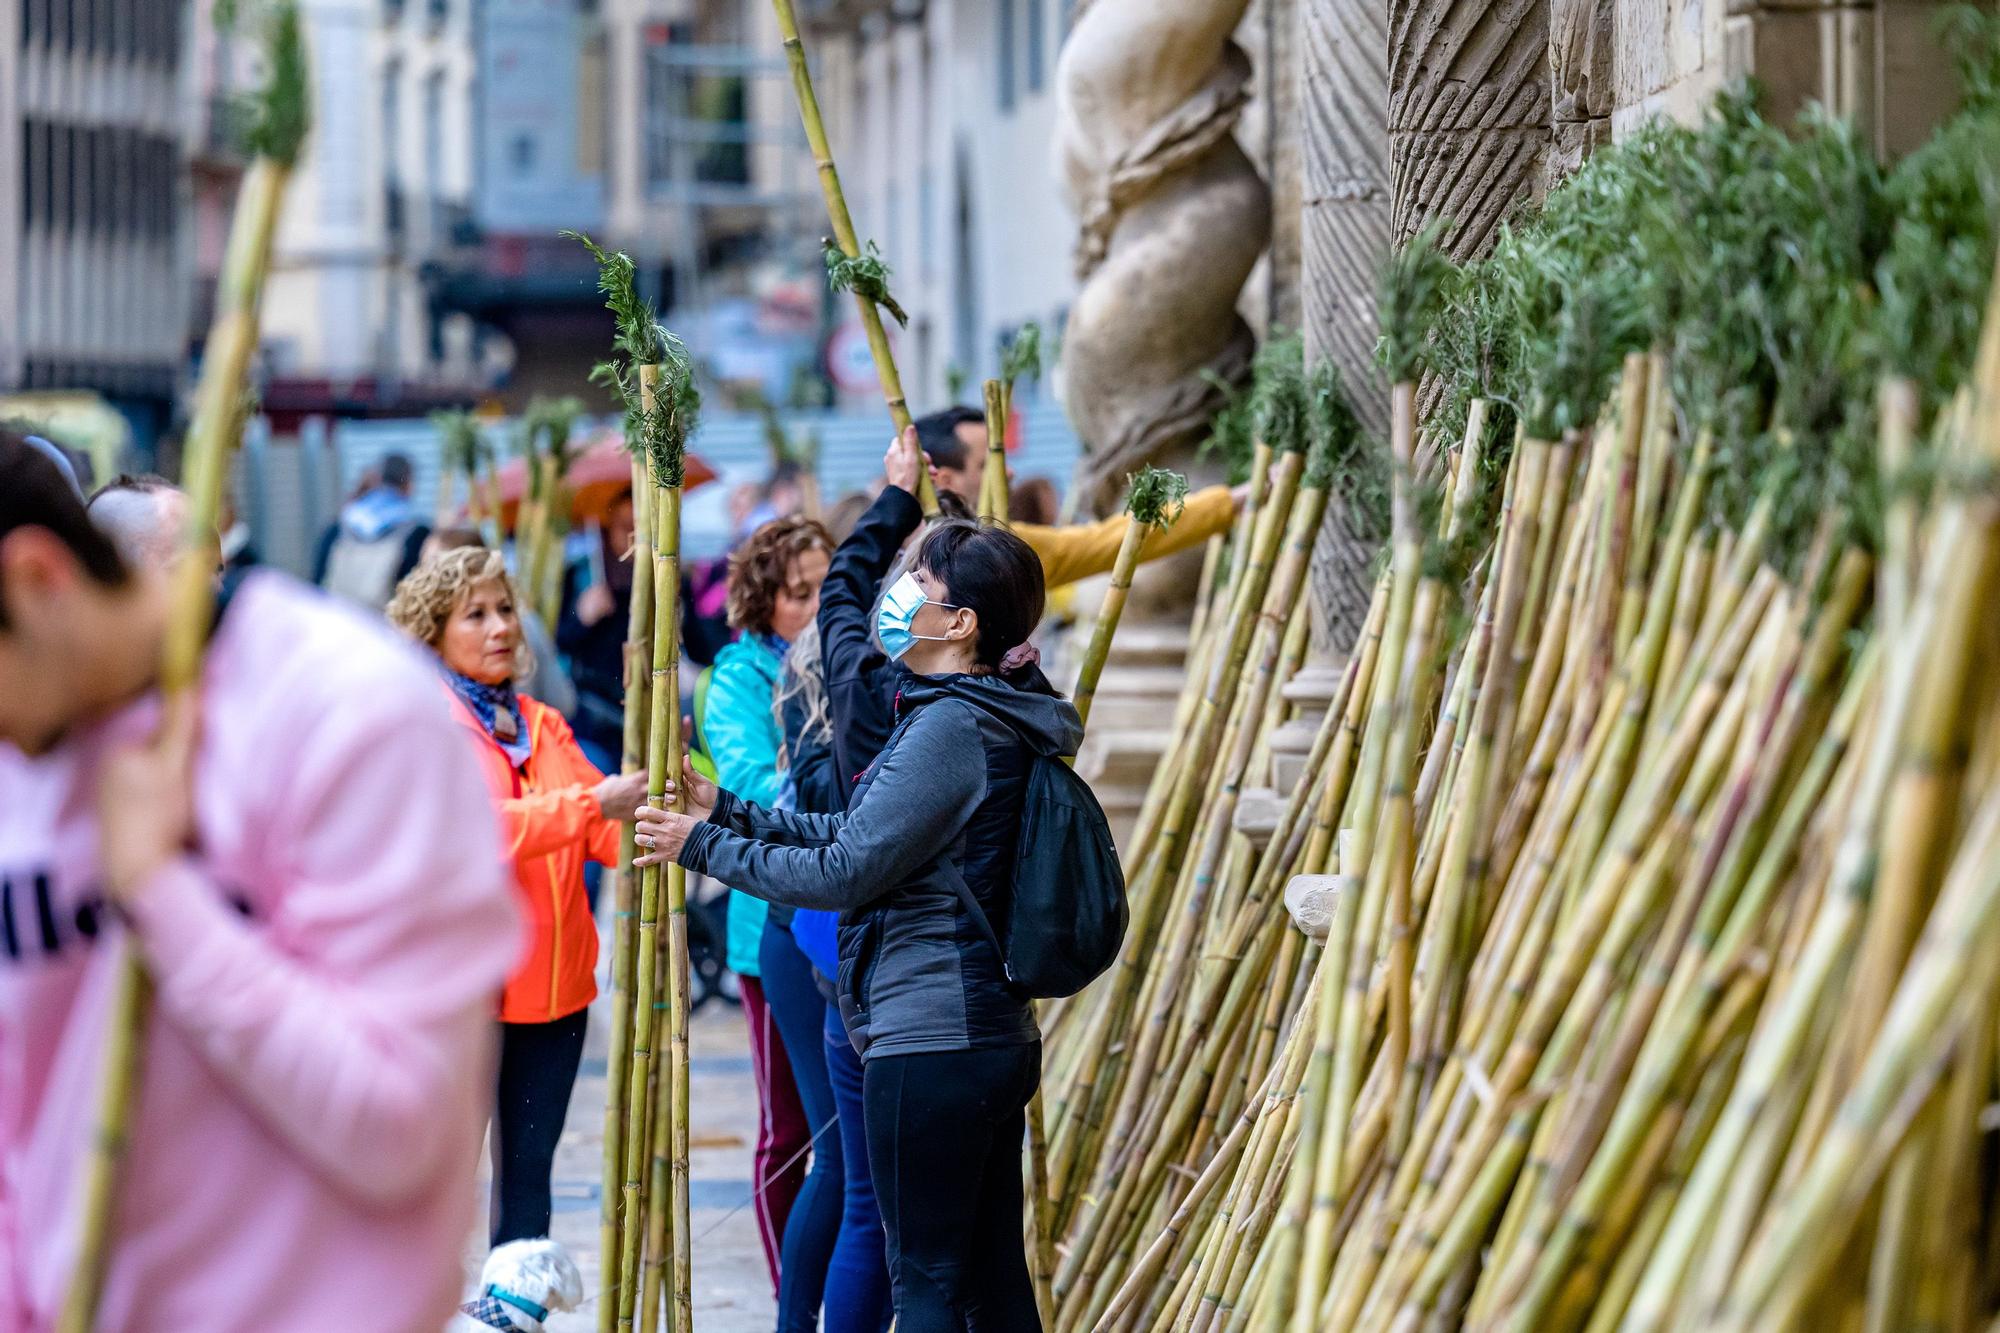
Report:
1051,42,2000,1332
573,232,700,1333
516,395,585,627
58,7,310,1328
434,409,499,540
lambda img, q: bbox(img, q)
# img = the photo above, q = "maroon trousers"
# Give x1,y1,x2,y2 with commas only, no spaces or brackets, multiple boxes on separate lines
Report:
741,976,809,1294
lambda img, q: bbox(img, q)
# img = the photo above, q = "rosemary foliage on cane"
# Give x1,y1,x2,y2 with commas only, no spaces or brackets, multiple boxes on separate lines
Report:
569,229,702,485
825,239,909,327
1002,322,1047,395
1126,465,1192,529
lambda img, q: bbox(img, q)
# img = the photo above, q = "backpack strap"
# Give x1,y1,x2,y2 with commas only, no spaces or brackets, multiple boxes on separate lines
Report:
938,854,1006,964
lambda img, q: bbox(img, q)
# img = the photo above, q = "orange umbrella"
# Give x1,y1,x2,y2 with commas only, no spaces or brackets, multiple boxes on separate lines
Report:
491,428,718,528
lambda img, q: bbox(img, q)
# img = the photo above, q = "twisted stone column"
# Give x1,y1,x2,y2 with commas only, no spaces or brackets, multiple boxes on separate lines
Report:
1056,0,1273,510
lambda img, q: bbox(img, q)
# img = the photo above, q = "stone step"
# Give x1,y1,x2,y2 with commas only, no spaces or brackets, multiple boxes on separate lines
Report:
1077,728,1171,788
1102,623,1192,670
1081,666,1191,730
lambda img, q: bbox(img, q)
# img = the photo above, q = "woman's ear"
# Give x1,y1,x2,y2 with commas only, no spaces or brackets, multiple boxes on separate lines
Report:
950,606,979,645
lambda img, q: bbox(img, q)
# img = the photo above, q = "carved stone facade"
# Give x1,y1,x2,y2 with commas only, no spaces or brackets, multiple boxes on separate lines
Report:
1287,0,1968,653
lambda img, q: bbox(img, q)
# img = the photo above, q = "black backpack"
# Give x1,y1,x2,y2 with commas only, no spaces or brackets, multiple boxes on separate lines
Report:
945,752,1128,999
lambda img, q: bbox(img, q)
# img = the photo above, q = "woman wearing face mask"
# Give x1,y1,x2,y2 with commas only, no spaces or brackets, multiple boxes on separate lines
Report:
385,548,648,1250
635,516,1075,1332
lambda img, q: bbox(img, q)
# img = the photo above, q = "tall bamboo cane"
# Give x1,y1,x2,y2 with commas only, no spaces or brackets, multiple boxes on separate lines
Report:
771,0,937,516
985,323,1046,522
566,230,697,1331
573,231,666,1332
59,7,308,1330
981,379,1008,521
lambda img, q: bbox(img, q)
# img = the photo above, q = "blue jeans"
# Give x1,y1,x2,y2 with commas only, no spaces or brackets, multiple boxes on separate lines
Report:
760,922,842,1332
824,1005,892,1332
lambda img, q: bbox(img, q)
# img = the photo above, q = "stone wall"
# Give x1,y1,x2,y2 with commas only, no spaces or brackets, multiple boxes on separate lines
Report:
1286,0,1973,655
1613,0,1967,156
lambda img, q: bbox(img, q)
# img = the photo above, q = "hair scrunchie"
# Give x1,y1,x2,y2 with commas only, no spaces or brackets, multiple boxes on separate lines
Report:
999,642,1041,674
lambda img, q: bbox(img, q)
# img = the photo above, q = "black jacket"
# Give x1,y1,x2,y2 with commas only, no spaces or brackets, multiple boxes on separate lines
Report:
556,561,630,757
819,486,923,793
682,671,1083,1060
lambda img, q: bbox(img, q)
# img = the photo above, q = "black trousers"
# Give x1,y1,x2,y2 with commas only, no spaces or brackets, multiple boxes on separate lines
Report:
863,1043,1042,1333
491,1008,589,1245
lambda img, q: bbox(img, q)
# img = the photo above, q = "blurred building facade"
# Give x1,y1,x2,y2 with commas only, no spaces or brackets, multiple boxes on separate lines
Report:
1,0,192,448
798,0,1079,415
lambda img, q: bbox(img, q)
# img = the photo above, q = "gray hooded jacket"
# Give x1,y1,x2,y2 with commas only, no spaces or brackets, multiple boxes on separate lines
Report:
680,670,1084,1060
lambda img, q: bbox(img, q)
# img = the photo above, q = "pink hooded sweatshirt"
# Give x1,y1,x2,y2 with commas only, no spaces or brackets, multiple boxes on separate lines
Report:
0,573,522,1332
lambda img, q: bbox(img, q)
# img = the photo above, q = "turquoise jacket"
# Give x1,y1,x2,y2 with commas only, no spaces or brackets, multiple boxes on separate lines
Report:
704,635,787,977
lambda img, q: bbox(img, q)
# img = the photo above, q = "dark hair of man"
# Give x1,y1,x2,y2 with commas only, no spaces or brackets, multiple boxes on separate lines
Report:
381,454,415,491
0,429,131,629
912,406,985,472
916,519,1045,671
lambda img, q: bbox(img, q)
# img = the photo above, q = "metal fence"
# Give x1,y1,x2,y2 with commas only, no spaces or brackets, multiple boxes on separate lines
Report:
238,402,1084,576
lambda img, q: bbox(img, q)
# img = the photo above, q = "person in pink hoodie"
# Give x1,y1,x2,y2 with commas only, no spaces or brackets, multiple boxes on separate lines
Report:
0,429,522,1332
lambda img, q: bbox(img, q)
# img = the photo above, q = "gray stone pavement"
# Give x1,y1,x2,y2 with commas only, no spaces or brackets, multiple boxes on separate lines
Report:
464,949,775,1331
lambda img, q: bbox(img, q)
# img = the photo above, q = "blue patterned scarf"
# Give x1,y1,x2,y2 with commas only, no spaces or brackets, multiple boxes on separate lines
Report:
447,669,533,768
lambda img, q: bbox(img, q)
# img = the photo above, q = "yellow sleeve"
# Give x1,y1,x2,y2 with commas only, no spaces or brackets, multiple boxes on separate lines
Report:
1014,486,1238,591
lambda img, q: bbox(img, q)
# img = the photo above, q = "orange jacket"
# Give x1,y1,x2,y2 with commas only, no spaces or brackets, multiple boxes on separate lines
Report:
449,691,620,1023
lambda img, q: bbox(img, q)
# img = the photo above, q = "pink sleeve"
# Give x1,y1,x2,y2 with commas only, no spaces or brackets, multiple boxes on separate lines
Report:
120,689,521,1210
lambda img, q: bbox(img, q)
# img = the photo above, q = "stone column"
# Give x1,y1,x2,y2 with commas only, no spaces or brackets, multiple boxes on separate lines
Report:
1387,0,1551,257
1299,0,1393,655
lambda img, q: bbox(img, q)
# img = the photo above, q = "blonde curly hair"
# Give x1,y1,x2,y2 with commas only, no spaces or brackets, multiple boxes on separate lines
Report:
386,546,535,678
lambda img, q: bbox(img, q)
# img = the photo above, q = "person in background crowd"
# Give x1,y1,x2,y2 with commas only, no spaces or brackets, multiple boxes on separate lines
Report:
1009,477,1061,528
694,515,834,1302
424,527,576,722
385,547,647,1255
636,515,1071,1332
0,429,518,1330
913,407,1242,589
556,491,638,774
85,475,194,570
774,628,893,1333
823,491,876,546
315,453,430,610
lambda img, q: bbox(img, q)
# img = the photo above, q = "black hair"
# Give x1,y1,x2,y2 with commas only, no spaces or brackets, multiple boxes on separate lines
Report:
916,518,1045,670
913,407,985,471
0,429,131,629
381,453,415,490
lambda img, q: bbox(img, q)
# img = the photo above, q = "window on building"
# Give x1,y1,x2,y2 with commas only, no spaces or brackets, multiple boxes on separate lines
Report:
645,37,751,195
996,0,1016,113
1027,0,1045,92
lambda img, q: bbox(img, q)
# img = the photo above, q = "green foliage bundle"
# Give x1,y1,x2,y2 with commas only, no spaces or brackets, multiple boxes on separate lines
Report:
568,231,700,487
826,240,909,327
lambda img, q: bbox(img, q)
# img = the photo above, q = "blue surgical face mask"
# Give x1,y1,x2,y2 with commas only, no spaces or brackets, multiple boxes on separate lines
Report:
876,571,962,661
